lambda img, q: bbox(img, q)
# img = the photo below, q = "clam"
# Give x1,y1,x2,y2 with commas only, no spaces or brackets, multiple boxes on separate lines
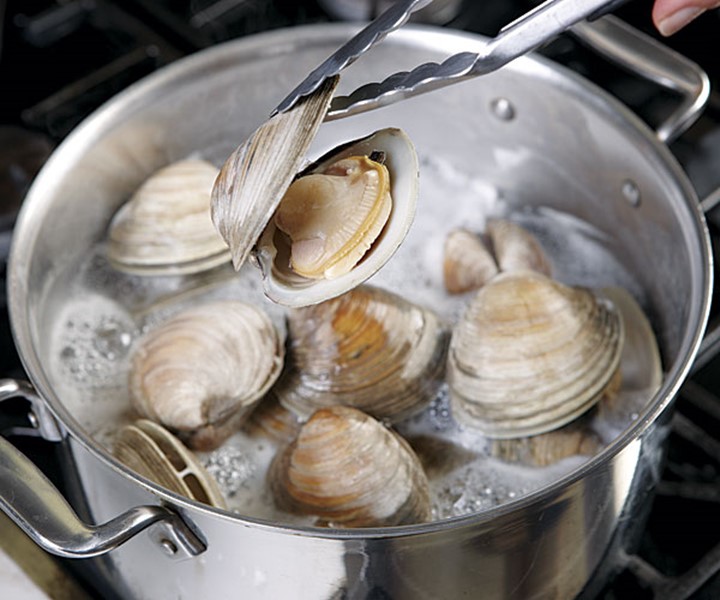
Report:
490,420,604,467
244,396,301,444
115,419,226,508
273,285,447,423
268,406,431,527
443,219,551,294
129,300,284,451
108,159,230,276
211,77,419,307
443,229,498,294
448,270,624,438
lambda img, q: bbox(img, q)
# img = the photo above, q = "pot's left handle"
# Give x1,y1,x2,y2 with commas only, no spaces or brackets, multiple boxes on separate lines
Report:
0,378,207,560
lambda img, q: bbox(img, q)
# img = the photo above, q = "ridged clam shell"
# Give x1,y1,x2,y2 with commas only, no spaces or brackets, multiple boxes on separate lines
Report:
114,419,226,508
129,300,284,451
486,219,552,277
255,128,419,307
211,77,338,272
244,395,301,444
448,270,624,438
443,228,498,294
108,159,230,276
268,406,431,527
443,219,551,295
273,285,447,423
490,420,604,467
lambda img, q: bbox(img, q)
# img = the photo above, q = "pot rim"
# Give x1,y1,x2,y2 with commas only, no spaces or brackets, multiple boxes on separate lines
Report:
7,23,713,539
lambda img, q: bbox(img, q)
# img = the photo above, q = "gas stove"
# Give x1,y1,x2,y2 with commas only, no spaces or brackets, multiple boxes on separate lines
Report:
1,1,720,598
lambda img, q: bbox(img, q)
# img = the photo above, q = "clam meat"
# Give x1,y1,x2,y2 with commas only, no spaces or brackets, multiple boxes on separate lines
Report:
115,419,226,508
268,406,431,527
273,285,447,423
129,300,284,451
211,75,419,307
448,270,624,438
108,159,230,276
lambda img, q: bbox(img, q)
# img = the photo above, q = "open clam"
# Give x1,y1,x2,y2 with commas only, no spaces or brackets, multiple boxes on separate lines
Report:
268,406,431,528
108,159,230,276
273,285,447,423
448,270,624,438
211,77,419,307
129,300,284,451
115,419,226,508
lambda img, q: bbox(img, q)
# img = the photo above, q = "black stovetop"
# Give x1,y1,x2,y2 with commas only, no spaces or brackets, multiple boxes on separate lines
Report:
1,1,720,598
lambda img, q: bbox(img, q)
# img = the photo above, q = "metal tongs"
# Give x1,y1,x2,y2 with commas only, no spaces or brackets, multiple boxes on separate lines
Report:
274,0,629,121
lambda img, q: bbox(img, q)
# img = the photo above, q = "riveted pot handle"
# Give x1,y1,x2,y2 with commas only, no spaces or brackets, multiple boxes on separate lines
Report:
571,15,710,143
0,378,207,559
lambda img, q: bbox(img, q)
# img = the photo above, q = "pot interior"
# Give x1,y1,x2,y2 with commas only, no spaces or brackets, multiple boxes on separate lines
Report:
10,25,710,524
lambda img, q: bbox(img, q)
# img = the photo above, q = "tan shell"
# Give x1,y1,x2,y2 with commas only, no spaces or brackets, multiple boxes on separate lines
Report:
443,229,498,294
211,77,339,272
268,406,431,527
254,128,419,307
244,396,301,444
443,219,551,294
490,420,604,467
486,219,552,277
115,419,226,508
273,285,447,423
129,300,284,451
108,159,230,276
448,270,624,438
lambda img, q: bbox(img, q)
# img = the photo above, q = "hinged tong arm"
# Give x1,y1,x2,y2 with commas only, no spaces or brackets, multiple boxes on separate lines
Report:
274,0,629,121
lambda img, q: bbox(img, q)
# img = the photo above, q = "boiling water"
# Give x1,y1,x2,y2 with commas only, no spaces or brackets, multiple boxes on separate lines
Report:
47,153,657,524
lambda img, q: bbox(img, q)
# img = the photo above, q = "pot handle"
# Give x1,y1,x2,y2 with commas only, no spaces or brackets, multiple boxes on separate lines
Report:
0,378,206,559
571,15,710,143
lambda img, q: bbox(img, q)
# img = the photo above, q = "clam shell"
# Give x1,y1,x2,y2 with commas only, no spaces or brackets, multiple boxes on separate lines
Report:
108,159,230,276
486,219,552,277
255,128,419,307
273,285,447,423
268,406,431,527
490,420,603,467
443,228,498,294
443,219,551,295
244,395,301,444
448,271,624,438
129,300,284,451
211,76,339,272
115,419,226,508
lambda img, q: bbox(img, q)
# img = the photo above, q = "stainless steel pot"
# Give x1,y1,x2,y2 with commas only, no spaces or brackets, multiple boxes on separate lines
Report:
0,18,714,599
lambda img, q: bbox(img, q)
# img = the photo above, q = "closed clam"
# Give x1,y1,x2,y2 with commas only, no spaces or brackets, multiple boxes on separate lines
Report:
114,419,226,508
268,406,431,527
108,159,230,276
448,270,624,438
273,285,447,423
129,300,284,451
211,75,419,307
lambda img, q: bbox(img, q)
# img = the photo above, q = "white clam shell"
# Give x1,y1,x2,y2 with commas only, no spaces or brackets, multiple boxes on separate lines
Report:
108,159,230,276
268,406,431,528
114,419,226,509
273,285,447,423
255,128,419,307
443,219,551,295
129,300,284,450
448,270,624,438
211,77,339,273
